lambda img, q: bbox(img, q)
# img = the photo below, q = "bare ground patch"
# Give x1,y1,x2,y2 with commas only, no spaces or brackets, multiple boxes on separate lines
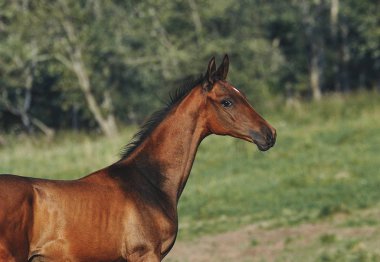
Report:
165,209,380,262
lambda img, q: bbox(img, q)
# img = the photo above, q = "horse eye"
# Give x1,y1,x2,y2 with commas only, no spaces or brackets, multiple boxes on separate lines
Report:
221,99,233,108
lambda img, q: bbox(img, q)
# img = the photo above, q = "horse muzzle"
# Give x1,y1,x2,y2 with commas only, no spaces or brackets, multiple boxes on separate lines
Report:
249,126,276,152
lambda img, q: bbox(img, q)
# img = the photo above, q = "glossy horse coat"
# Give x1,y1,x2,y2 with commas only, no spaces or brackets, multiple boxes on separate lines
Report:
0,55,276,262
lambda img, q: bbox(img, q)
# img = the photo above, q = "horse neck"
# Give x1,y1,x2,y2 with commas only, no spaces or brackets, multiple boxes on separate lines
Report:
126,87,208,205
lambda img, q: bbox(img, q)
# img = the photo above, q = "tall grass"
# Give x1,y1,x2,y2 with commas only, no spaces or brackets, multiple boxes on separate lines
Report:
1,91,379,239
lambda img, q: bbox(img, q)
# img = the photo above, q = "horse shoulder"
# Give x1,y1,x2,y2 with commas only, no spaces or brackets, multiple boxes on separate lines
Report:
0,174,34,260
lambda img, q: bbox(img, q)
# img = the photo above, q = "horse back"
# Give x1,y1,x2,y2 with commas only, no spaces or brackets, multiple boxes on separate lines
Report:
0,174,34,260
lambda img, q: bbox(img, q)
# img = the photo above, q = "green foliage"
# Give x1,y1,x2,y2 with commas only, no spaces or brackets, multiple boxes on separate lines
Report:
320,234,337,245
317,242,380,262
250,238,259,247
1,0,378,133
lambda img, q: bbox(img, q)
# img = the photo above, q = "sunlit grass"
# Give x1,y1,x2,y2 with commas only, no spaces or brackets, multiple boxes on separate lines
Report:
0,130,136,179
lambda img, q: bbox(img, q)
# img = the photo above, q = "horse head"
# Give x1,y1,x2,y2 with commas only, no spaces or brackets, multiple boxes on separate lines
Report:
201,55,276,151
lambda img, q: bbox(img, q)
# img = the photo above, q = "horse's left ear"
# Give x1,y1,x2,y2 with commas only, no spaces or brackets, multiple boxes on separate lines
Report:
203,56,217,91
215,54,229,81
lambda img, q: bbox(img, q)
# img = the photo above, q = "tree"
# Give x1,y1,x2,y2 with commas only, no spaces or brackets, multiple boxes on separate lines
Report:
0,1,54,136
1,0,379,134
36,0,120,136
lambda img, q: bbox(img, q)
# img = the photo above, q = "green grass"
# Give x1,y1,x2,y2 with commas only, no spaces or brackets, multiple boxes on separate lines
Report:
279,228,380,262
0,130,136,179
278,206,380,262
1,91,380,242
177,91,380,238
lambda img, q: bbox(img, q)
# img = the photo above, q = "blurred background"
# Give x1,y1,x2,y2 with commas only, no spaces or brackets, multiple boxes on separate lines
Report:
0,0,379,261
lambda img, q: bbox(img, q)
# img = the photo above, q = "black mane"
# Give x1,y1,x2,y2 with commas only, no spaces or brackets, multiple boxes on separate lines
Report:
120,74,205,159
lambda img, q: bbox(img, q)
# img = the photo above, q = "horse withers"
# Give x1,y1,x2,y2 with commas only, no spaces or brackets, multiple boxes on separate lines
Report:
0,55,276,262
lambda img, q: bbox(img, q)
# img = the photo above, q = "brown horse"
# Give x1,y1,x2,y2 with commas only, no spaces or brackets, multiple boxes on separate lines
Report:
0,55,276,262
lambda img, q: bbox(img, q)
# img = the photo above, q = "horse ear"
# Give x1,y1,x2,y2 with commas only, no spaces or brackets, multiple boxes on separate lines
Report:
203,56,216,91
215,54,229,80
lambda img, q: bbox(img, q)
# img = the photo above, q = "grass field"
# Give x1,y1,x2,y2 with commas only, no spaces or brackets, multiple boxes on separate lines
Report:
1,92,380,260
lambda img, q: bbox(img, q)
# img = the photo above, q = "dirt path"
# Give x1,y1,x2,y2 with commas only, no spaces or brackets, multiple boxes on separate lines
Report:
164,213,379,262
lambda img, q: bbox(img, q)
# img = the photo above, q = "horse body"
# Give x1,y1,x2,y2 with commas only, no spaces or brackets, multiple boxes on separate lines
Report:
1,171,178,261
0,175,34,261
29,176,131,261
0,55,276,261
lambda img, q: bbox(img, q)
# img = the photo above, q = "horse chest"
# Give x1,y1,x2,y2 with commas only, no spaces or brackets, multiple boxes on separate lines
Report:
155,216,178,255
121,206,178,257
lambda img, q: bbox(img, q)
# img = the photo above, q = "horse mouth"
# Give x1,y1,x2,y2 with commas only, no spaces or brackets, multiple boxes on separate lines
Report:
253,140,273,151
249,130,276,152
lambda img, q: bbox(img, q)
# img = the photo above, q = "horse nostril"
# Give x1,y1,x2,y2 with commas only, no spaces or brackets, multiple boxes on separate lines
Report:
267,132,273,143
266,128,276,146
258,125,276,147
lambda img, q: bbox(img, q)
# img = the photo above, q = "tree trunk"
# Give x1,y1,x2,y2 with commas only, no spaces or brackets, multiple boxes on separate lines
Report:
339,22,350,92
330,0,339,37
375,60,380,92
301,1,324,100
70,47,118,137
21,62,34,133
0,134,6,146
310,41,322,100
330,0,340,91
300,1,323,100
60,18,118,137
30,117,55,139
187,0,203,45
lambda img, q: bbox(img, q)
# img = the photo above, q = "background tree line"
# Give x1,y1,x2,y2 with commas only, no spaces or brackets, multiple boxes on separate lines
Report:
0,0,379,137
